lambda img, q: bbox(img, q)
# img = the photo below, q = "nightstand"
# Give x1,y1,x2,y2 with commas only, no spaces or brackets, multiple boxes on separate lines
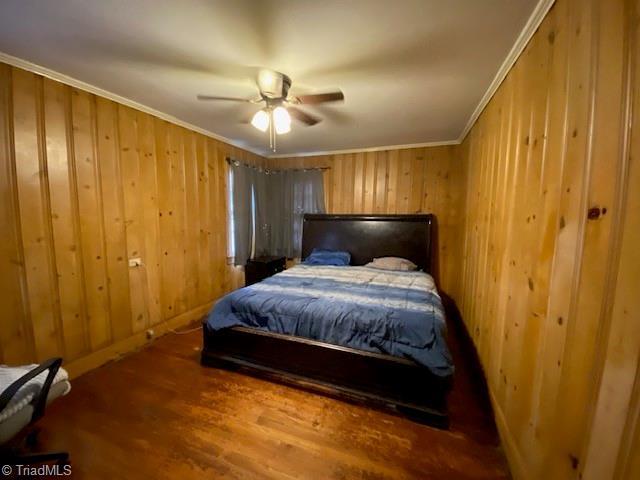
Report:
245,256,286,286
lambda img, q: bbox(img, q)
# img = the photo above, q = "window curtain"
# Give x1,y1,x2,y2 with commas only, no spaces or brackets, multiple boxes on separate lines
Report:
267,169,325,258
230,163,254,266
230,161,325,265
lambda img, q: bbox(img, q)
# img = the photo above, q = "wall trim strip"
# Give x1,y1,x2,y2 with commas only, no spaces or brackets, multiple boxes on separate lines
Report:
268,140,459,159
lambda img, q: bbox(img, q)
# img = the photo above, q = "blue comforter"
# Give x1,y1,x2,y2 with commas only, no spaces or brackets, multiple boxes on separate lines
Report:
205,265,453,377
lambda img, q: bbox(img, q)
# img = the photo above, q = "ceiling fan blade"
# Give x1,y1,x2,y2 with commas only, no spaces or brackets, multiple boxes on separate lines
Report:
197,94,253,102
288,107,321,126
292,91,344,105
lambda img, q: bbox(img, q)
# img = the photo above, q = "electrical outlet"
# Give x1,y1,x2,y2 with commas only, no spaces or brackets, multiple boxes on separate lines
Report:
128,257,142,267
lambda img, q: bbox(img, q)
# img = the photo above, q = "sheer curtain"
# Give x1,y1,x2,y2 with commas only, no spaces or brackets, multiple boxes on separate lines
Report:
230,163,255,266
229,161,325,265
267,169,325,258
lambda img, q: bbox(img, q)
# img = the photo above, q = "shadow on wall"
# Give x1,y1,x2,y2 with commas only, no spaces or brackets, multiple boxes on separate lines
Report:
441,292,499,445
431,214,496,430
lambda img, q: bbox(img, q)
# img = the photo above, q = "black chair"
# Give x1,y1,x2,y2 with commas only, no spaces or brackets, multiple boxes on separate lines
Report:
0,358,70,467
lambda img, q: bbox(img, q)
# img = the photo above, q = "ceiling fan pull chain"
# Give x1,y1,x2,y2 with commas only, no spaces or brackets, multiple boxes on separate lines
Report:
269,113,276,152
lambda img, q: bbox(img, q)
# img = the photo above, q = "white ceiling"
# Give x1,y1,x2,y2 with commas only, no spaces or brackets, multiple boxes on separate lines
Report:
0,0,539,157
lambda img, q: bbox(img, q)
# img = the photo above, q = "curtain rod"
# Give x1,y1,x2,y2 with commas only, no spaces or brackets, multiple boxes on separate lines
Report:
226,157,330,173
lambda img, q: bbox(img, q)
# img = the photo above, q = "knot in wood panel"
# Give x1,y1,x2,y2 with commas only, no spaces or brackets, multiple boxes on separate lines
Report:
587,207,601,220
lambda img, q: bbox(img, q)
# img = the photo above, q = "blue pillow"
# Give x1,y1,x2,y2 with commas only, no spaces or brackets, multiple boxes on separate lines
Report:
303,249,351,266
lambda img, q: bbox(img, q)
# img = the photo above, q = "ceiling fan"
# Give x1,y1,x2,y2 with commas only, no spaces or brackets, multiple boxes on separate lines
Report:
197,69,344,151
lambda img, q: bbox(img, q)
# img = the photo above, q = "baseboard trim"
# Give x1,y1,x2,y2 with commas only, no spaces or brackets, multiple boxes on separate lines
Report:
64,302,213,379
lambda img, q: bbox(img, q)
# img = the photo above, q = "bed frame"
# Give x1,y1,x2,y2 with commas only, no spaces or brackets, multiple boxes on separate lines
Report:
201,214,451,428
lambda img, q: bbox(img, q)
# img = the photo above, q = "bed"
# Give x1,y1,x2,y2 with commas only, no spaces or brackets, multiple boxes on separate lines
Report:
201,214,453,428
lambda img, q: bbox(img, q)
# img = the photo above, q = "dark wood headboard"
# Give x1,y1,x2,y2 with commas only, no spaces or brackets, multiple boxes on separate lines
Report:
301,214,434,273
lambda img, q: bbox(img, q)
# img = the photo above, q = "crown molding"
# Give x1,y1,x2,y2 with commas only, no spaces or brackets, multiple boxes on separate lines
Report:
0,51,267,158
1,0,554,158
267,139,460,159
456,0,556,143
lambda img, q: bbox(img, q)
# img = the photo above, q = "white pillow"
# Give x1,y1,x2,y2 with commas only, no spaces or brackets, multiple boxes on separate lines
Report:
365,257,418,271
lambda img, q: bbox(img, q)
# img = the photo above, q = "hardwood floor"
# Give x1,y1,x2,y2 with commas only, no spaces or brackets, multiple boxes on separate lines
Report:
33,307,510,479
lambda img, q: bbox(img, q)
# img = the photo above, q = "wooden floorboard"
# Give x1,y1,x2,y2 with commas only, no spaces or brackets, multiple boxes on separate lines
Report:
31,310,510,479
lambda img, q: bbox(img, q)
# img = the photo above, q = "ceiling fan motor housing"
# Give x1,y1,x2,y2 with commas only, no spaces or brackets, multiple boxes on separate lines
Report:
258,69,292,100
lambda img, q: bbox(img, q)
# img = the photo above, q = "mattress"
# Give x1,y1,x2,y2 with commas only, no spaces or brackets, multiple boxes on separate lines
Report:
206,265,454,377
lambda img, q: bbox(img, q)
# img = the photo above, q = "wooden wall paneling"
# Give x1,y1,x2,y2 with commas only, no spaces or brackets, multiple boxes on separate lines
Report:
183,130,200,310
498,42,535,410
542,0,606,475
70,88,111,351
443,147,457,286
385,150,399,214
478,100,499,366
559,0,628,472
206,138,223,299
350,152,362,213
419,148,435,216
580,0,640,477
136,110,162,326
422,147,442,282
523,3,571,470
408,149,423,214
480,85,510,388
475,110,492,359
95,97,132,342
155,119,174,319
342,154,355,213
461,120,483,358
440,146,457,293
374,151,388,213
508,20,552,448
452,141,469,306
43,78,87,360
11,68,62,360
324,155,334,212
117,105,147,333
515,10,565,463
0,63,33,363
457,139,472,318
456,0,640,477
1,61,264,375
332,154,344,213
172,125,188,314
622,407,640,480
196,134,212,305
362,152,375,212
397,149,412,213
479,98,500,366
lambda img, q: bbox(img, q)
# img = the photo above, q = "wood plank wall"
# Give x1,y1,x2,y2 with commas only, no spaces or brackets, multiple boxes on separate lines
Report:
0,62,265,376
456,0,640,478
270,146,465,297
2,2,640,475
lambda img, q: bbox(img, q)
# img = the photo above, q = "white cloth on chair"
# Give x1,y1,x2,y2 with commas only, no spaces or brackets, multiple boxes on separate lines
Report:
0,364,70,422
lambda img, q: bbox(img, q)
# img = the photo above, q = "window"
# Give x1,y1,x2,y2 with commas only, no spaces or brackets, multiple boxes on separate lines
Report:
227,161,325,266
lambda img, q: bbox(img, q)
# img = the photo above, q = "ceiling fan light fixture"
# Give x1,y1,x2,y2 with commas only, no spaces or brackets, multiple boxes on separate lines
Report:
257,69,283,98
251,109,270,132
273,106,291,135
